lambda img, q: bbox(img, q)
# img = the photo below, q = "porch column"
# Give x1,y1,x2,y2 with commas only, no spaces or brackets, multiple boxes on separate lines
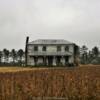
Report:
31,56,35,65
53,56,56,66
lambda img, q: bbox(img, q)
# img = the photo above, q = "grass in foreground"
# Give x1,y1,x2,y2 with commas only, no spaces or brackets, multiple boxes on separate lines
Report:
0,65,99,100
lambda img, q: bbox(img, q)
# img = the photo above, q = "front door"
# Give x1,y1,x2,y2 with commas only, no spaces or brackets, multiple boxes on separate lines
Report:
48,56,53,66
56,56,61,65
65,56,69,65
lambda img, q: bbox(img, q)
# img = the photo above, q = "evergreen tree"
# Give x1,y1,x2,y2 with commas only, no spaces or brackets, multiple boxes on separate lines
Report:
0,51,2,64
17,49,24,65
11,49,17,63
92,46,99,57
3,49,9,63
80,45,88,64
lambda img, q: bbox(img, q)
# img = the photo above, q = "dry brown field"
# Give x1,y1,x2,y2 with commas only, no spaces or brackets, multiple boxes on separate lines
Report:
0,65,100,100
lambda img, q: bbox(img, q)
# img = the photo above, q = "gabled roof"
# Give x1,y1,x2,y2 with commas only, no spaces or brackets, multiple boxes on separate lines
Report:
28,39,73,45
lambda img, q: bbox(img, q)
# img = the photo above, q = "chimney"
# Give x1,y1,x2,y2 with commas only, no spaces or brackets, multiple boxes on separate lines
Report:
25,36,29,66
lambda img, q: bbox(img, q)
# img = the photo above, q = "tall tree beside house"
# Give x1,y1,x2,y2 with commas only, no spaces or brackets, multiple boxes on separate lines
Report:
92,46,99,57
0,51,3,64
11,49,17,63
80,45,88,64
88,50,94,63
91,46,100,64
3,49,10,63
17,49,24,65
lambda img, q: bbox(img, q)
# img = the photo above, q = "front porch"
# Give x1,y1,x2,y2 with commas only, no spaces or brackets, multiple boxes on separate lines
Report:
28,56,73,66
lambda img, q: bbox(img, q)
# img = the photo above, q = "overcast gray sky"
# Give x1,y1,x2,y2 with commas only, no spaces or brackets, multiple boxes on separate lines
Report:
0,0,100,50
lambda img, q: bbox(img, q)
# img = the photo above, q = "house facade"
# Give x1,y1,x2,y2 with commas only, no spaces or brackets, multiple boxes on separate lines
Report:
25,38,79,66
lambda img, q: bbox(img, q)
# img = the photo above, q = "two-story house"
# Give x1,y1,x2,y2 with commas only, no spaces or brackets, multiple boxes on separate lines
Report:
25,37,79,66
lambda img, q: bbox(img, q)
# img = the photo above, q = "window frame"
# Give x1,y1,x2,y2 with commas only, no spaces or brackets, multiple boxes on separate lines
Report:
57,46,61,52
65,46,69,52
42,46,46,51
34,46,38,51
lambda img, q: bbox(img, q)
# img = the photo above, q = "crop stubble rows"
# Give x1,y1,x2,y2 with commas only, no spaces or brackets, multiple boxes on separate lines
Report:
0,66,99,100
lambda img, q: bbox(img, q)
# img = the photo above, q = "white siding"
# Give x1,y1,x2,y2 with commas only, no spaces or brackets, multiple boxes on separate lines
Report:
37,57,43,64
47,45,57,52
28,44,74,53
27,56,34,65
69,56,74,63
27,44,75,65
69,45,74,54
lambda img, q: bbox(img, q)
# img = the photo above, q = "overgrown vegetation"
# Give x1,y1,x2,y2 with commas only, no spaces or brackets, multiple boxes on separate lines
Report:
0,65,99,100
80,45,100,64
0,49,25,66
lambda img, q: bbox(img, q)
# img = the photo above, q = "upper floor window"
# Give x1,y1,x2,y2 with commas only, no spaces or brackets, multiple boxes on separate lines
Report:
65,46,69,51
57,46,61,52
34,46,38,51
42,46,46,51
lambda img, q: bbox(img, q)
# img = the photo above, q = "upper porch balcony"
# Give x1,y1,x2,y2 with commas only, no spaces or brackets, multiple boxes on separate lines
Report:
28,51,73,56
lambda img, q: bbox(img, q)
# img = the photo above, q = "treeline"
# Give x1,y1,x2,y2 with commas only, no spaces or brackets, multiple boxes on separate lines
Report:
0,45,100,66
80,45,100,64
0,49,25,66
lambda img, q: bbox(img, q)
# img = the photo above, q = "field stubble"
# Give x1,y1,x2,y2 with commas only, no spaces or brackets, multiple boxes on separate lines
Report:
0,65,99,100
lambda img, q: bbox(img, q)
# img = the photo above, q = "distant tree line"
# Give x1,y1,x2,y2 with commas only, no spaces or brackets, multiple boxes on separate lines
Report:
0,49,24,66
80,45,100,64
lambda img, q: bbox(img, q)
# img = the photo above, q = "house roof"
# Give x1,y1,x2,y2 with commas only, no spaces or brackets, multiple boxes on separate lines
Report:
28,39,73,45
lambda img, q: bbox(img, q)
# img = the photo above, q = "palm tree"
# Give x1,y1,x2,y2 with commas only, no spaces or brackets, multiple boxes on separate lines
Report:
11,49,17,63
17,49,24,65
3,49,10,63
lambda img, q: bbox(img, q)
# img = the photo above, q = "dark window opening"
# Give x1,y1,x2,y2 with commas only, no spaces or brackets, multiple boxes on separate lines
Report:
65,46,69,51
34,46,38,51
42,46,46,51
57,46,61,52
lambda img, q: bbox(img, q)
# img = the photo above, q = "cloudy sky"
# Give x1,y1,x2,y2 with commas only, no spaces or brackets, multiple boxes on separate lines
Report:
0,0,100,50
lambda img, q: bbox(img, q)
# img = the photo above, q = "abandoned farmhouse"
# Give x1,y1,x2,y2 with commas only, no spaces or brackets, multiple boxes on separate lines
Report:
25,37,79,66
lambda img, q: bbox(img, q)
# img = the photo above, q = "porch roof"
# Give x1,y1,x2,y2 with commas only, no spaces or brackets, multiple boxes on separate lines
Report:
28,52,72,56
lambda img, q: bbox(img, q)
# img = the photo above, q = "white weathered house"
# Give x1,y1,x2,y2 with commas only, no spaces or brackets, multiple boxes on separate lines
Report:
25,38,79,66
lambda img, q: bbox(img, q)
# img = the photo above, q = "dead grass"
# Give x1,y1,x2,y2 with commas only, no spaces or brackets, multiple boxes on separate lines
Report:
0,65,100,100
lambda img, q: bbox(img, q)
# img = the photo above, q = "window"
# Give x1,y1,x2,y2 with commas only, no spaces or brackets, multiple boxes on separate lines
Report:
57,46,61,52
42,46,46,51
34,46,38,51
65,46,69,51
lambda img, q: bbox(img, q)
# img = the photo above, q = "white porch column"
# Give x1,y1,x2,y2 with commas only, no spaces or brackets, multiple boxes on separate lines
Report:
69,56,74,64
53,56,56,66
32,57,35,66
